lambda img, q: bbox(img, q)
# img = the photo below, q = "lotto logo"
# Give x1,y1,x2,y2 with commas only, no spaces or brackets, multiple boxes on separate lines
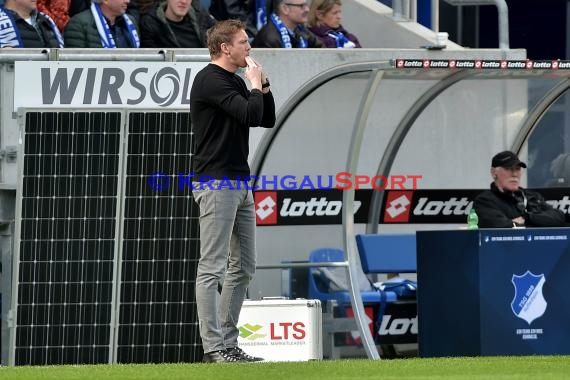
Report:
384,191,413,223
255,192,277,225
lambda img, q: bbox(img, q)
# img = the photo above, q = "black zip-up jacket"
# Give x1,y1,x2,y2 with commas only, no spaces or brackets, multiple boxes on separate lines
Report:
1,9,62,48
190,64,276,180
209,0,257,39
251,20,324,48
139,1,214,48
473,182,565,228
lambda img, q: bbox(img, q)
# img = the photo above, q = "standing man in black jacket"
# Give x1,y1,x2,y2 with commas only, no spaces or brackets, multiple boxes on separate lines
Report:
0,0,64,48
190,19,275,363
473,150,565,228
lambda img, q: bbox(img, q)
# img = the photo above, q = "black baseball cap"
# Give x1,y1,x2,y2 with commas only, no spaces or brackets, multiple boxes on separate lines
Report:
491,151,527,168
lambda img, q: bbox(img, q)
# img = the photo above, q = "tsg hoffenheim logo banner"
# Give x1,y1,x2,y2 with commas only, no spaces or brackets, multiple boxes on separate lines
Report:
510,271,547,325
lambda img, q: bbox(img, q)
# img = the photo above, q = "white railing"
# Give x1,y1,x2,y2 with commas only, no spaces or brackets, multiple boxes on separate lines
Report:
390,0,509,49
442,0,509,49
392,0,417,22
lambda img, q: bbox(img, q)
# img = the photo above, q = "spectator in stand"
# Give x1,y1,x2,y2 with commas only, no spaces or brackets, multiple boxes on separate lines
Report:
0,0,64,48
69,0,140,23
209,0,257,40
37,0,69,31
64,0,140,48
140,0,214,48
307,0,360,48
251,0,323,48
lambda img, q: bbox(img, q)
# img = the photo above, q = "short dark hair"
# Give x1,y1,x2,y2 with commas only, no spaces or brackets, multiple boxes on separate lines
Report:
207,20,246,58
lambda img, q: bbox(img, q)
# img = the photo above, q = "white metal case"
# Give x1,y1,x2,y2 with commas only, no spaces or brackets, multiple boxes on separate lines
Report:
237,299,323,361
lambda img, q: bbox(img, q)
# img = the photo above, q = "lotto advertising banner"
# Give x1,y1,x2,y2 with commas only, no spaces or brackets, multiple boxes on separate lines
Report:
394,59,570,72
342,302,417,346
387,59,570,81
254,189,371,226
254,188,570,226
14,61,208,110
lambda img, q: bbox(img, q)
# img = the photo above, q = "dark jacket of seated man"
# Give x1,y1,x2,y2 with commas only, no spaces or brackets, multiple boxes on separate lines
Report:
252,19,323,48
473,150,566,228
473,183,565,228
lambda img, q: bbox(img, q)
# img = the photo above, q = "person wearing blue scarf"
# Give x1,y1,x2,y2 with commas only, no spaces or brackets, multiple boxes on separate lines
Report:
64,0,140,48
0,0,64,48
307,0,360,48
251,0,323,48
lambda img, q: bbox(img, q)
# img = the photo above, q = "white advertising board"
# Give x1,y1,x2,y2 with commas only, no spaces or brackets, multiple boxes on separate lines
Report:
14,61,208,110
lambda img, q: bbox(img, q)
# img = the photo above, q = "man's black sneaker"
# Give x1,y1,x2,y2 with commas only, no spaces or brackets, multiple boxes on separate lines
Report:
227,347,264,362
202,350,242,363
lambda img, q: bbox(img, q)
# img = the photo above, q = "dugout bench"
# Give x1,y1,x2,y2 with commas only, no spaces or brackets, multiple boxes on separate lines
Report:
307,234,417,359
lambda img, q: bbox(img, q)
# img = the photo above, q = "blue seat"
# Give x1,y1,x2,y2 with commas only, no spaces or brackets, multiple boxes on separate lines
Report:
307,242,417,359
355,234,417,274
307,248,397,304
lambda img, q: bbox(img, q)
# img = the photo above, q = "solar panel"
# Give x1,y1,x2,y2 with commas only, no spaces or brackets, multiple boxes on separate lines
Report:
117,112,201,363
15,111,120,365
13,111,202,365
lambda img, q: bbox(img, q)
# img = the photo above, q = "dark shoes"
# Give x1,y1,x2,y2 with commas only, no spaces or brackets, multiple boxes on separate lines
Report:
202,347,264,363
227,347,264,362
202,350,242,363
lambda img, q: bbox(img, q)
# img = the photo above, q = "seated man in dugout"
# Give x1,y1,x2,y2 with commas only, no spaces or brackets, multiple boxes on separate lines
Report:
473,150,566,228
